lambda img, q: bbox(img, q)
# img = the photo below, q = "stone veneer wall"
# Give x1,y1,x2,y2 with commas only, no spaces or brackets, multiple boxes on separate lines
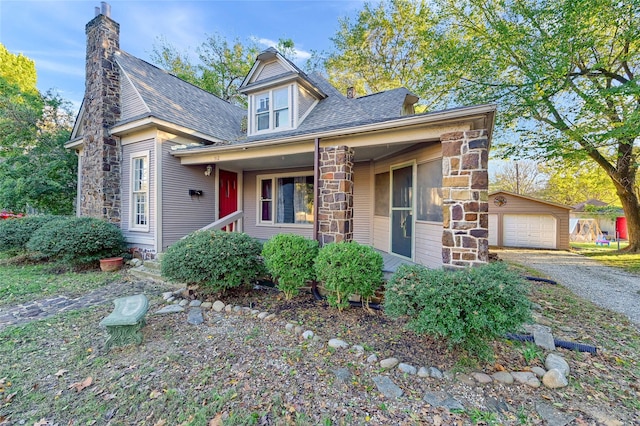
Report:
317,146,354,245
79,13,121,223
441,130,490,267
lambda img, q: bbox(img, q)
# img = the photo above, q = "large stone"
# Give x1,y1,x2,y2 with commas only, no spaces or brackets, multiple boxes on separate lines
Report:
535,402,575,426
472,372,492,384
398,363,417,375
379,357,399,369
154,305,184,315
212,301,225,312
417,367,430,378
429,367,444,379
372,376,403,399
423,391,464,411
531,324,556,351
542,369,568,389
545,353,570,376
328,338,349,349
491,371,514,384
187,308,204,325
511,371,541,387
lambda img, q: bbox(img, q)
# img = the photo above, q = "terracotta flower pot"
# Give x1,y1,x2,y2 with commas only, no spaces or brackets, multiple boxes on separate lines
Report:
100,257,123,272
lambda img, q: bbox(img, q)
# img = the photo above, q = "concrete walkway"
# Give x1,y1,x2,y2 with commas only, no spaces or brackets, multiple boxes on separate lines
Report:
494,249,640,331
0,279,169,332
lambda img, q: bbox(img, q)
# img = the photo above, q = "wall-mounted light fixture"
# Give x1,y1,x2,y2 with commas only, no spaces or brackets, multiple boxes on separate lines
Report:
204,165,213,176
189,189,203,196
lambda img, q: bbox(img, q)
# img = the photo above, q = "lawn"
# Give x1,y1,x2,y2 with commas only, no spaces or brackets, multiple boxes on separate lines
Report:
1,253,639,425
0,258,123,307
570,242,640,274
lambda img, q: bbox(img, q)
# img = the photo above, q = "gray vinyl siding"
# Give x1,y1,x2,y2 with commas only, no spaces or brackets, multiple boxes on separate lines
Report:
255,61,288,81
120,72,149,120
161,141,217,250
298,86,316,121
121,139,155,250
243,168,314,240
352,161,372,245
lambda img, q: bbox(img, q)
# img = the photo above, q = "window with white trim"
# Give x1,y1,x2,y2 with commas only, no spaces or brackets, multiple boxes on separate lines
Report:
130,152,149,230
253,86,291,133
258,174,314,225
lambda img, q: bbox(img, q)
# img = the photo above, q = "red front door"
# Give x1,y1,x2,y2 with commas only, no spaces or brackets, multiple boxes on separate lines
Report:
219,170,238,231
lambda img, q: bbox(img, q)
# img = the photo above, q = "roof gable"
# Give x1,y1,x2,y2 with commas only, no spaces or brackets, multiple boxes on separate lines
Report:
489,191,573,210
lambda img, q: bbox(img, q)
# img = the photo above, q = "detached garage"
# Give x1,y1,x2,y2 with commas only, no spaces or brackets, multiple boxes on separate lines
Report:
488,191,572,250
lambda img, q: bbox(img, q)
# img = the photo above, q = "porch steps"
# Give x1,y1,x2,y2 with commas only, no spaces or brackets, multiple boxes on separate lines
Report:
129,259,164,283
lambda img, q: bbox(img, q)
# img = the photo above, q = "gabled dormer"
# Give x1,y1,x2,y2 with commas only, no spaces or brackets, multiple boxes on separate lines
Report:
239,48,327,136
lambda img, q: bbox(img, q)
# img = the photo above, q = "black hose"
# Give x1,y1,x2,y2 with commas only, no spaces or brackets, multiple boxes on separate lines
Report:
505,333,597,354
525,276,558,285
311,282,383,311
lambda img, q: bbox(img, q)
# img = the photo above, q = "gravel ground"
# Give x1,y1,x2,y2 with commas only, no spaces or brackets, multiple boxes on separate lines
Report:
494,249,640,331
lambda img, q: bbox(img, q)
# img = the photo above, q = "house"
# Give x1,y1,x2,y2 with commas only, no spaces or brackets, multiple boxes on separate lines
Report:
65,4,496,269
488,191,571,250
571,199,627,241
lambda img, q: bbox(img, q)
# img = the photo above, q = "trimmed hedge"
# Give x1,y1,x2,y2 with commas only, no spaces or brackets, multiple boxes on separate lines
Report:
314,241,383,310
385,262,532,360
262,234,318,300
161,231,266,293
26,217,125,265
0,215,59,253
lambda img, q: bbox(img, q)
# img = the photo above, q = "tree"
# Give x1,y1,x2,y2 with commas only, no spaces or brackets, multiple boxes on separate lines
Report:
151,34,258,106
419,0,640,250
0,45,77,214
319,0,450,105
489,160,546,196
539,161,621,207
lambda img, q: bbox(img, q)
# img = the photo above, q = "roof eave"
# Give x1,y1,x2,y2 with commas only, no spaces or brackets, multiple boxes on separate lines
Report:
110,116,227,144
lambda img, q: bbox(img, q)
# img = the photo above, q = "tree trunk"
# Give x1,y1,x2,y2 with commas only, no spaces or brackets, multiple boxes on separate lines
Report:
612,178,640,252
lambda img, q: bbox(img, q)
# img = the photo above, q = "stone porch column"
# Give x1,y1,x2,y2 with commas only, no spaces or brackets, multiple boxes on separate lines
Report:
441,130,490,267
317,146,354,245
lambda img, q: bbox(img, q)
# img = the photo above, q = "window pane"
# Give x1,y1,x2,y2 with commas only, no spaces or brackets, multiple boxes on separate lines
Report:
374,172,390,216
135,193,147,225
261,179,272,199
257,112,269,130
275,108,289,128
416,160,443,221
273,88,288,109
261,201,272,221
392,166,412,208
275,175,314,224
257,94,269,112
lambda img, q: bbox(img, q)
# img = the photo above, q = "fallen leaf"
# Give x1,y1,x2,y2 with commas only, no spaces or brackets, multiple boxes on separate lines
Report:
55,369,68,378
208,413,223,426
149,390,162,399
4,392,16,403
68,376,93,392
103,393,116,400
33,419,50,426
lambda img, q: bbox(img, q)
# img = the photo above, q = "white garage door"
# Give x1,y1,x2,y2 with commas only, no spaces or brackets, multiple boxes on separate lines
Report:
488,214,498,246
503,214,556,249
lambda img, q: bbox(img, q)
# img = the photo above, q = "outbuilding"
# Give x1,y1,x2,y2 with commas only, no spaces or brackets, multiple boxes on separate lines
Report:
488,191,572,250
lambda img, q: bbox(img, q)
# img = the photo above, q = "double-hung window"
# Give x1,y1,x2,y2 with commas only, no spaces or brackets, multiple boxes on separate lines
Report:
258,174,314,225
254,86,291,133
130,151,149,230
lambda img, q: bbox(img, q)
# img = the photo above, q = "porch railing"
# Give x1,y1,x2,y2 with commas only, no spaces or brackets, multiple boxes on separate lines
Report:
198,210,244,233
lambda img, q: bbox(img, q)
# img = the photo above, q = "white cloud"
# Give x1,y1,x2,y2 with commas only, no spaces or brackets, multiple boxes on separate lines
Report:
253,37,312,62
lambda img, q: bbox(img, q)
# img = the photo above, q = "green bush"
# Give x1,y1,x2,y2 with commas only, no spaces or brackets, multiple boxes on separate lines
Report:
161,231,266,293
26,217,125,265
385,262,532,360
0,215,59,253
314,242,383,311
262,234,318,300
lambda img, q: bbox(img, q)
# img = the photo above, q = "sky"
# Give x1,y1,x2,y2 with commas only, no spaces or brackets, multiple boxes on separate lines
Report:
0,0,365,111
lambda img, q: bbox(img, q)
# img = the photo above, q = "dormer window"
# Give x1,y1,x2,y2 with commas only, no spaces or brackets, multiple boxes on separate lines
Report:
252,86,291,133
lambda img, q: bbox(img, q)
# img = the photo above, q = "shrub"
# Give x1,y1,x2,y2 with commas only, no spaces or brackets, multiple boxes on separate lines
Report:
314,242,383,311
161,231,266,293
26,217,125,265
262,234,318,300
0,215,61,253
385,262,532,360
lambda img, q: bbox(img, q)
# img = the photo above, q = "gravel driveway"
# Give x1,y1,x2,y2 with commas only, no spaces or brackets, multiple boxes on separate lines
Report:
494,249,640,331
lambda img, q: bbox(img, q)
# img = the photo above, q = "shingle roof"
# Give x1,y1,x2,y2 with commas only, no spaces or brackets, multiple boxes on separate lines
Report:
114,51,245,142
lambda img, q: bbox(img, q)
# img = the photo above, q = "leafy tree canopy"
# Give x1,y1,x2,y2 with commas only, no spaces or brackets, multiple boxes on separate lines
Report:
0,43,37,94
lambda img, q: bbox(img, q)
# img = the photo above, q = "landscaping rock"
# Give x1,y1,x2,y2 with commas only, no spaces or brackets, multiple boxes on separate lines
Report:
491,371,514,384
372,376,403,398
187,308,203,325
332,368,351,383
512,371,541,387
189,300,202,307
200,302,212,309
264,314,276,321
542,369,568,389
212,301,225,312
398,363,417,375
423,391,464,411
179,299,189,306
232,305,242,313
224,304,233,313
531,366,546,377
366,354,378,364
456,374,475,386
545,353,570,376
535,402,575,426
380,357,399,369
429,367,444,379
302,330,314,340
328,338,349,349
485,396,511,414
351,345,364,355
154,305,184,315
294,326,304,335
417,367,430,378
166,296,175,303
162,291,173,300
285,323,295,332
257,312,269,319
532,324,556,351
472,372,492,384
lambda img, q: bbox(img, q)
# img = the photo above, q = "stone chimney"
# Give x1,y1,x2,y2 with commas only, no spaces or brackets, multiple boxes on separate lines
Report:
79,2,121,223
